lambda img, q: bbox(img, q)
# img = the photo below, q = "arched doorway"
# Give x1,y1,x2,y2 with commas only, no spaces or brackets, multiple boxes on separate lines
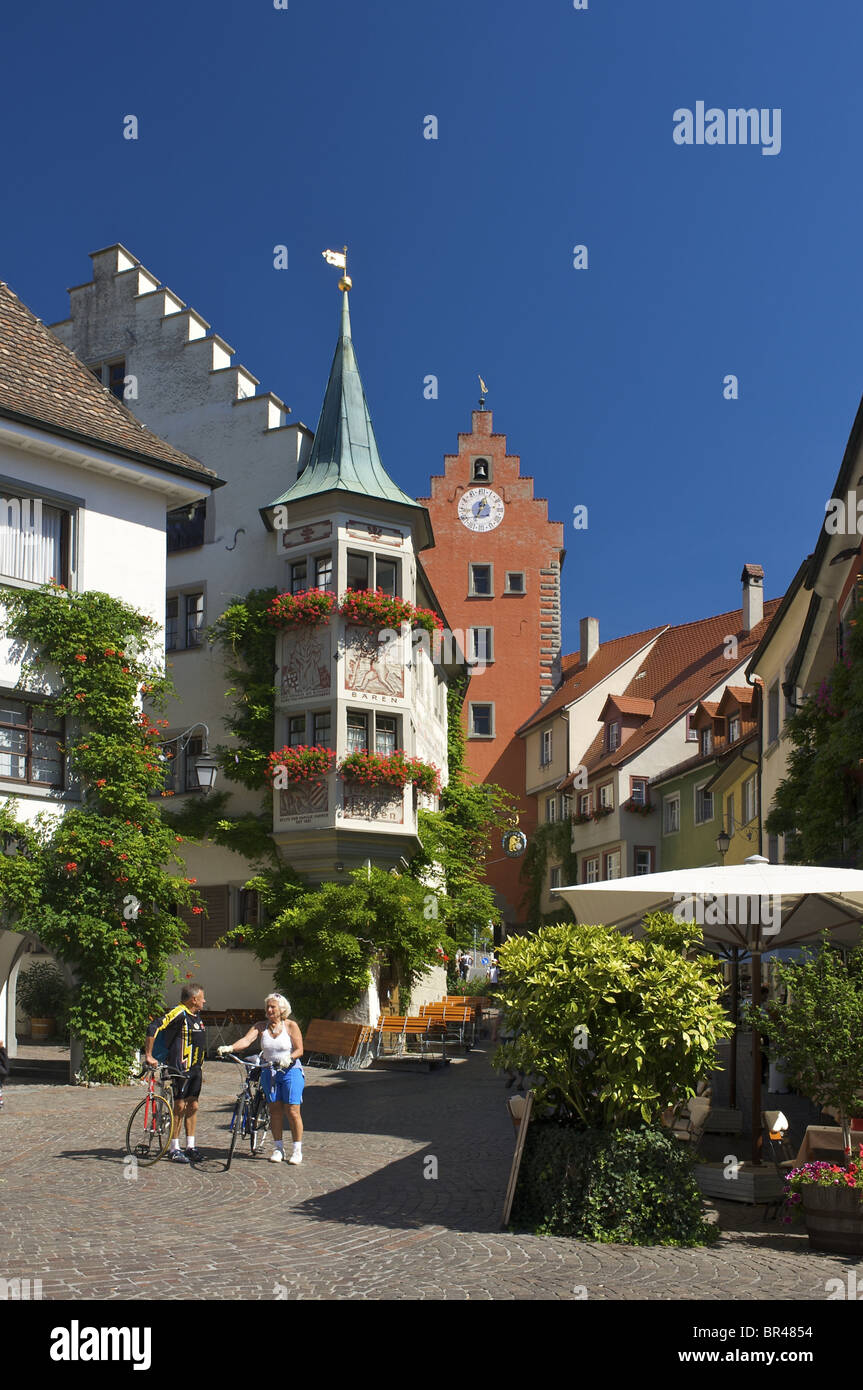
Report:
0,929,73,1081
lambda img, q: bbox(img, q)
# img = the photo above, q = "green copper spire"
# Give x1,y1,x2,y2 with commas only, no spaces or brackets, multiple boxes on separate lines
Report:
268,291,431,545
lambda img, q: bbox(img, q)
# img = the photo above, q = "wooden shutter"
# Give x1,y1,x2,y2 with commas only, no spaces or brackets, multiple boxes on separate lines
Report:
178,885,231,948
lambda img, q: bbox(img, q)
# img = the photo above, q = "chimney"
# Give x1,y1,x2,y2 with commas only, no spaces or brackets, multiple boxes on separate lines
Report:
580,616,599,665
741,564,764,633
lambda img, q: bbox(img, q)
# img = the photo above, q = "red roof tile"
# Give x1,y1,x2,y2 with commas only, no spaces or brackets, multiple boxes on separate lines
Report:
0,281,217,482
601,693,655,719
561,599,782,785
517,625,667,734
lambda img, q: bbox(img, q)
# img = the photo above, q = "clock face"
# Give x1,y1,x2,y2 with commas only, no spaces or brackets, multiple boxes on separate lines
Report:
458,487,504,532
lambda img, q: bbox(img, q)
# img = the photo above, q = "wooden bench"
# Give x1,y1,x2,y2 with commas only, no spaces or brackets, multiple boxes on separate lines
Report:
303,1019,367,1070
419,1004,475,1047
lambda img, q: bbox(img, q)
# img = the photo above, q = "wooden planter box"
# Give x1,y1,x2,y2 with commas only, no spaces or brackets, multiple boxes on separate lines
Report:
802,1185,863,1255
695,1162,784,1204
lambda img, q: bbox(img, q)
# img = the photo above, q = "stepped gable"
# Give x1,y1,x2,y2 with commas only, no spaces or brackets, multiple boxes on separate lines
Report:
517,625,667,735
564,599,782,783
49,243,299,441
0,279,214,480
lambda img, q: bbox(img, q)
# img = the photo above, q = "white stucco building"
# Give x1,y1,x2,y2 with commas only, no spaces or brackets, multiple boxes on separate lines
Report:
0,277,219,1054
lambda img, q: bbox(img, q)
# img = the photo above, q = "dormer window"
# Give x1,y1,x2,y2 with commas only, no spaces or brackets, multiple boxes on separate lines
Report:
606,721,621,752
700,727,713,755
728,715,740,744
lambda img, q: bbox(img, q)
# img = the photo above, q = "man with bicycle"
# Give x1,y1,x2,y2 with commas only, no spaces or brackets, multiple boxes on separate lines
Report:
143,982,207,1165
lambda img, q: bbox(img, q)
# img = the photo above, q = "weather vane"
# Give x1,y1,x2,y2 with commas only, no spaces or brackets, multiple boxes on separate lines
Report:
322,246,351,291
478,375,489,409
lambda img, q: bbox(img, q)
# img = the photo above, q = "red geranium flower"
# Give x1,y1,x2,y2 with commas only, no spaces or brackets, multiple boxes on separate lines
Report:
74,653,87,663
191,907,204,915
64,861,78,872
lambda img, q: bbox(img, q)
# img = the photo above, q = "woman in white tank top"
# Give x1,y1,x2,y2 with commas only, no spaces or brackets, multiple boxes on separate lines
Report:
219,993,305,1163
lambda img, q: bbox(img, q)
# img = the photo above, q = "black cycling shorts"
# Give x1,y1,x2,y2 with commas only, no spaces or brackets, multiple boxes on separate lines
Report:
172,1066,202,1101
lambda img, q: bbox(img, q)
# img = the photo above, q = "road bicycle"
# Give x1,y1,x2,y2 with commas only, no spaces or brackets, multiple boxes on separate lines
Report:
224,1054,271,1169
124,1065,186,1166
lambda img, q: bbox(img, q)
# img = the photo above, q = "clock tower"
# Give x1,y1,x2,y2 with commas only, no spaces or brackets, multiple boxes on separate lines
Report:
418,408,565,932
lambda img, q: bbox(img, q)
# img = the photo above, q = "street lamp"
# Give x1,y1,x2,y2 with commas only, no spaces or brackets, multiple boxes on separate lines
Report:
160,723,219,795
716,828,731,858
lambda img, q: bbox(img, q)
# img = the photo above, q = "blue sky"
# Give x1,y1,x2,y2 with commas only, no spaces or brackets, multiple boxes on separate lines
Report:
2,0,860,654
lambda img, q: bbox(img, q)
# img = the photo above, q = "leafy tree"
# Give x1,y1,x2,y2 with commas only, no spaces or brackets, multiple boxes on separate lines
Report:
748,938,863,1161
221,866,443,1025
493,912,733,1127
0,584,199,1082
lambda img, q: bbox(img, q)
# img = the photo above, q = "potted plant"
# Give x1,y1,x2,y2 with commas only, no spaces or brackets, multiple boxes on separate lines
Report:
16,962,68,1040
267,745,336,784
784,1161,863,1255
749,938,863,1252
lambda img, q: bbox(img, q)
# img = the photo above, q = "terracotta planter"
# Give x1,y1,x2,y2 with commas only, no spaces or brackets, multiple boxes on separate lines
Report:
30,1017,55,1040
802,1185,863,1255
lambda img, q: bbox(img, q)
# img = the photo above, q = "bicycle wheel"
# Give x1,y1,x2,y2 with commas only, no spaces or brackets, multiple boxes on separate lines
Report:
226,1095,245,1170
250,1099,269,1155
125,1094,174,1166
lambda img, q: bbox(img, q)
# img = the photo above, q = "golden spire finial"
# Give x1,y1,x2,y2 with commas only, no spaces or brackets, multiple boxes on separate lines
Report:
323,245,351,290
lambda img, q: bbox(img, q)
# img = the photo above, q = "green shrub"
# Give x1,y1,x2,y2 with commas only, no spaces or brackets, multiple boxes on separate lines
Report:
511,1119,717,1246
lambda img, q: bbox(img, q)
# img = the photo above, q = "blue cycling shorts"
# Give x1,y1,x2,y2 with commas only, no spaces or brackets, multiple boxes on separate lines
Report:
261,1062,304,1105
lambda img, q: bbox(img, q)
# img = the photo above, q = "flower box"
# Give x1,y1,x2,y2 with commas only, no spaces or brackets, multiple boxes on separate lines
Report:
267,589,336,628
623,798,654,816
338,749,441,796
267,745,336,783
338,588,443,635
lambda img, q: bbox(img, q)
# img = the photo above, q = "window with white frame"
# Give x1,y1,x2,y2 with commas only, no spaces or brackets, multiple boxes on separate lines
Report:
700,726,713,755
347,711,368,753
0,696,64,787
583,857,599,883
290,560,307,594
664,794,680,834
685,712,698,742
314,554,334,590
630,777,648,806
634,847,654,875
606,721,620,752
604,850,621,880
742,775,757,826
0,491,71,586
727,715,741,744
561,794,572,819
546,796,557,823
549,866,561,891
599,782,614,809
579,792,592,816
541,729,553,766
287,714,306,748
375,715,397,756
694,783,714,825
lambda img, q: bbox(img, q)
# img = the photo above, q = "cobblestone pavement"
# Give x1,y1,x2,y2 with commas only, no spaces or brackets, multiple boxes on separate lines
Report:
0,1046,856,1301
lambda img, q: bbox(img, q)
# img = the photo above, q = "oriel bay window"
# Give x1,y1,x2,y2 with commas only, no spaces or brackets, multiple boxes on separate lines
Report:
0,698,64,788
286,710,332,749
346,710,400,755
346,551,399,596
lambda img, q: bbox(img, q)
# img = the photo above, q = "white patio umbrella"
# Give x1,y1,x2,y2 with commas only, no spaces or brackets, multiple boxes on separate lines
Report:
553,856,863,1161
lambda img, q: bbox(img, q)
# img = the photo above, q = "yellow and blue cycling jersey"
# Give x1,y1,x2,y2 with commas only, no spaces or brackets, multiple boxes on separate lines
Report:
146,1004,206,1073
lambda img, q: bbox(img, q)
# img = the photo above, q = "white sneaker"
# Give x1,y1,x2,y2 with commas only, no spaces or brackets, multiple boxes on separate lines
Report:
269,1148,284,1163
288,1150,303,1165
